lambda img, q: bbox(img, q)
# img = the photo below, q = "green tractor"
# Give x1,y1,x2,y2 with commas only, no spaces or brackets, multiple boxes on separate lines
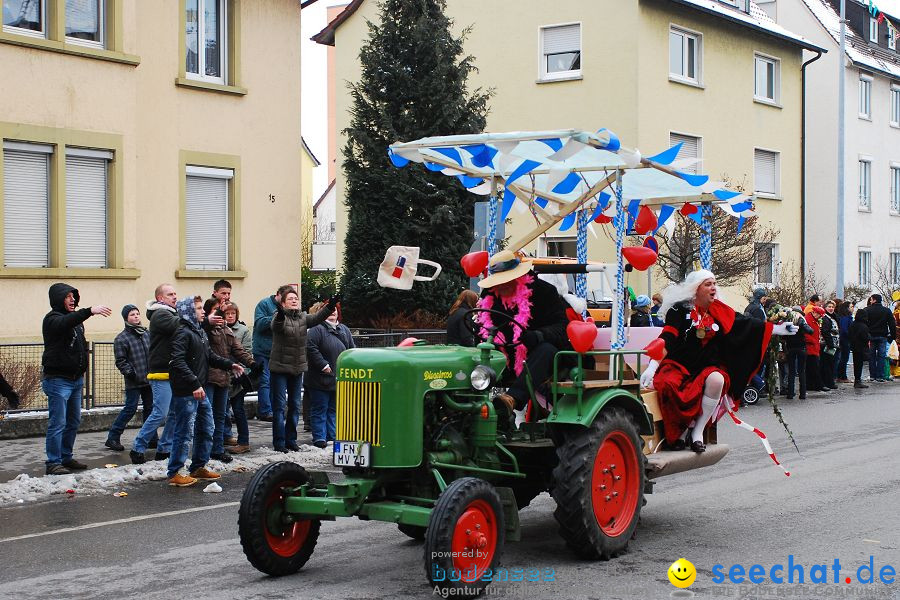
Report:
238,308,727,595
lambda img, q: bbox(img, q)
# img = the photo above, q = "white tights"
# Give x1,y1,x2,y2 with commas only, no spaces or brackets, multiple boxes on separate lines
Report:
691,371,725,444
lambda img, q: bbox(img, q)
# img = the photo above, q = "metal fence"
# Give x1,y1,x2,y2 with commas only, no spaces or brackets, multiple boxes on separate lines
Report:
0,329,446,412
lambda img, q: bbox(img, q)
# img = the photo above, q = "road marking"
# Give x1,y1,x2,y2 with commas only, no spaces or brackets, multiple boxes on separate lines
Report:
863,539,881,544
0,501,240,544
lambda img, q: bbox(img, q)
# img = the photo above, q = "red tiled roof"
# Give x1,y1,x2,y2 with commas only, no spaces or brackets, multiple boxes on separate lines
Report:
311,0,364,46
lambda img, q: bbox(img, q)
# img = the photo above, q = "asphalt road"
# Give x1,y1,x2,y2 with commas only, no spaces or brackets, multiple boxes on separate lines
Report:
1,383,898,600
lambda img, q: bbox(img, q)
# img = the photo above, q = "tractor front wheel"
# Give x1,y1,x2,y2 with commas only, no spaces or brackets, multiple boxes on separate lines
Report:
238,461,320,576
551,408,644,559
424,477,505,597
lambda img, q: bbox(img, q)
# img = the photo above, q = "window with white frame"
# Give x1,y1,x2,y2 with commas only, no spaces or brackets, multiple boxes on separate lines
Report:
185,166,231,270
2,0,45,37
754,54,779,103
890,24,897,50
185,0,226,83
540,23,581,80
2,141,51,267
669,26,701,84
859,73,872,118
859,250,872,287
65,148,110,268
891,251,900,285
892,166,900,214
65,0,104,47
670,132,701,174
755,243,778,286
859,159,872,209
754,148,780,197
870,17,879,43
891,86,900,126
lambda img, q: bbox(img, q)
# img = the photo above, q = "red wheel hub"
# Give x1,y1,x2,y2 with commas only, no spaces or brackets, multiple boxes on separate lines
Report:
450,499,497,582
264,481,311,557
590,431,639,537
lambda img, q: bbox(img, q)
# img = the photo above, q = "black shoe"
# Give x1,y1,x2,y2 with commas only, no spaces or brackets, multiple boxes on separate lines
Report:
799,395,807,400
258,414,273,422
854,381,869,389
154,452,169,461
62,459,88,470
285,442,300,452
130,450,146,464
786,396,794,400
148,439,158,449
274,446,289,453
690,440,706,453
210,452,233,464
104,439,125,452
313,440,327,449
46,464,71,475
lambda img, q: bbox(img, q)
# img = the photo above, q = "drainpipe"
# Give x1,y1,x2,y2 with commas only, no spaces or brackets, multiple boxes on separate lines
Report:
801,48,823,291
836,0,847,297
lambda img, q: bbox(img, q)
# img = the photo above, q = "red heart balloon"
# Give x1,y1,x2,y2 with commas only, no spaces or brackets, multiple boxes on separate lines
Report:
644,338,666,361
460,251,489,278
634,205,658,235
622,246,658,271
594,213,612,224
567,319,598,353
680,202,698,216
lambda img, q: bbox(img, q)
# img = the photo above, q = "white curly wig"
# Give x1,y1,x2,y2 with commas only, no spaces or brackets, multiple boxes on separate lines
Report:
658,269,716,319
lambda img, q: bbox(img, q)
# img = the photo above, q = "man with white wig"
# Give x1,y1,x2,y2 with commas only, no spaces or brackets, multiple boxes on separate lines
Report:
640,270,797,452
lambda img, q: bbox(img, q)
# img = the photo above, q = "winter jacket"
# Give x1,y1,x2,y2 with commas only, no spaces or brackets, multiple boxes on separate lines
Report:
849,314,872,354
252,295,279,357
479,275,571,351
305,321,355,391
168,298,233,396
804,313,821,356
41,283,92,380
269,304,333,376
866,303,896,340
204,322,254,388
629,310,652,327
446,307,476,346
743,300,766,322
650,305,664,327
113,325,151,389
147,302,181,373
820,313,838,351
230,321,252,352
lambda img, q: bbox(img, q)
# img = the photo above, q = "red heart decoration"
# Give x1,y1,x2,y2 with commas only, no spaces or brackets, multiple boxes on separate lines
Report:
460,251,489,278
594,213,613,224
644,338,666,361
622,246,658,271
680,202,698,216
567,318,598,353
634,205,658,235
643,236,659,253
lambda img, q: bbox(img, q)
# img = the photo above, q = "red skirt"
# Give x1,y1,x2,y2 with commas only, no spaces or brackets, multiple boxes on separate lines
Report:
653,360,731,443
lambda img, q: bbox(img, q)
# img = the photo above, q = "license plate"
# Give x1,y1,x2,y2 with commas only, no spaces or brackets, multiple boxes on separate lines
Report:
333,441,371,467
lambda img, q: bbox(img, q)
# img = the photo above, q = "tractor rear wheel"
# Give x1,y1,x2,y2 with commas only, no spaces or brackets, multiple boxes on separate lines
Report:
238,461,320,576
551,408,644,559
398,523,426,541
424,477,505,597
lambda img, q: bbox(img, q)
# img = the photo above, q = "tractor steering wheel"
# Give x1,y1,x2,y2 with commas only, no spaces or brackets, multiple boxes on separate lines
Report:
463,308,526,350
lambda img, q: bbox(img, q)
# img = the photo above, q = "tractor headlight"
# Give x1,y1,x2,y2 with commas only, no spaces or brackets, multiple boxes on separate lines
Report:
470,365,496,391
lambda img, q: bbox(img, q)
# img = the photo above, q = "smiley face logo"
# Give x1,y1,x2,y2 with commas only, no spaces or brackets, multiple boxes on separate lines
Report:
667,558,696,588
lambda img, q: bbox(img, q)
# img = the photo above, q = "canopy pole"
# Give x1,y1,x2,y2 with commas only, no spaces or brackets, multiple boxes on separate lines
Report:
613,171,626,351
488,176,498,256
575,204,588,305
700,202,712,271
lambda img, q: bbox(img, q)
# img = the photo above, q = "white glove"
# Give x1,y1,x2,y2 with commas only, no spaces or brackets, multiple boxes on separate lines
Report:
772,322,798,336
640,360,659,389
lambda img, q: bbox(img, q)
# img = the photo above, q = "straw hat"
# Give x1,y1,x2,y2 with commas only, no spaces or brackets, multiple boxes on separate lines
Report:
477,250,532,289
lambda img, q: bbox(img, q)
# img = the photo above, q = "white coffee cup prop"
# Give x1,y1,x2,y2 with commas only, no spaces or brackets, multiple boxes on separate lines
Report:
376,245,442,290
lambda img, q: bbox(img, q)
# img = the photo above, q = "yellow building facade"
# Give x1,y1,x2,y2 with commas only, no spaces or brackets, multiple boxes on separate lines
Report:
322,0,821,301
0,0,303,340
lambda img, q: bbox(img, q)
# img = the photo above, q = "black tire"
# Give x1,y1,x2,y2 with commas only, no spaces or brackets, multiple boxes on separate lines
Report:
551,408,645,559
398,523,427,541
424,477,505,597
238,461,320,576
742,387,760,405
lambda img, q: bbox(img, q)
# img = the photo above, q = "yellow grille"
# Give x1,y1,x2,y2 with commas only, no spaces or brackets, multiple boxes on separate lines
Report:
336,381,381,446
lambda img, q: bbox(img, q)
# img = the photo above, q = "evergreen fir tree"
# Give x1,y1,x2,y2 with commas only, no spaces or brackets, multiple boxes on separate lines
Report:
340,0,491,323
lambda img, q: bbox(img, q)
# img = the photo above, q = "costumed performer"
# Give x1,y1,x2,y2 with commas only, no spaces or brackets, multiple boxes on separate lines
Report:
639,270,797,453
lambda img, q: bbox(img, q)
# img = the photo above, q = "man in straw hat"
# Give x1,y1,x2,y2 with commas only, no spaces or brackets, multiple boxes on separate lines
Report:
476,250,573,415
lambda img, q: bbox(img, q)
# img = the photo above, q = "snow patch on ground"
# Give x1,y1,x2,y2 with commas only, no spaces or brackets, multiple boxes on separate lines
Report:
0,445,333,507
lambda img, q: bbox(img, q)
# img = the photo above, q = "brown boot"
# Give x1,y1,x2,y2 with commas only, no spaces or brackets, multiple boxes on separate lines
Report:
168,473,198,487
189,467,220,480
496,393,515,412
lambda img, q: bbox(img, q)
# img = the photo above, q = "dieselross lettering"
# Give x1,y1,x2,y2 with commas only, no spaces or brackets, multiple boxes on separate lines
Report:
424,370,453,381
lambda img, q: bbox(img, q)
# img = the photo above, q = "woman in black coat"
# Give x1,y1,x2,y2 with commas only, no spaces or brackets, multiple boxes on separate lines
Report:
306,302,355,447
446,290,479,346
849,309,872,389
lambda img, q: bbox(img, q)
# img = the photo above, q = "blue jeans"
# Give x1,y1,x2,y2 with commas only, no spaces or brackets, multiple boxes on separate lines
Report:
231,392,249,445
271,371,303,448
254,353,272,416
207,384,230,456
870,337,888,380
167,393,214,477
133,380,174,453
43,377,83,466
107,386,153,444
307,388,336,443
